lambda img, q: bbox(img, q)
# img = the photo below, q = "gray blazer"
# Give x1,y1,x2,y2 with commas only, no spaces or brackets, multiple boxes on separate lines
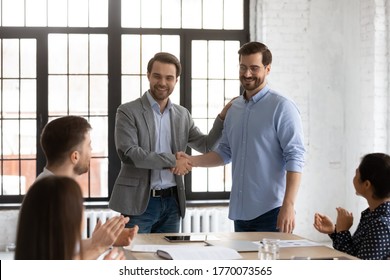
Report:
109,92,224,218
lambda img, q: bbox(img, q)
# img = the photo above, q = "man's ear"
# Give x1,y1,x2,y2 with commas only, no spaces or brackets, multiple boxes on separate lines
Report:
70,150,79,164
265,64,271,75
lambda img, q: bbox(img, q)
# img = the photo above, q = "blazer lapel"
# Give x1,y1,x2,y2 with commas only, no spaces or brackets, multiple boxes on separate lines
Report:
170,105,179,153
140,92,156,151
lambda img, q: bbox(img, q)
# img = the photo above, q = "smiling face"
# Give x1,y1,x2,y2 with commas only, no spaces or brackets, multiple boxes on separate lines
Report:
239,53,270,98
147,61,178,105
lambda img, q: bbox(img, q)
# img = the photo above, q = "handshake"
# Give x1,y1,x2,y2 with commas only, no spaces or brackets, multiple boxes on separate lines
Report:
170,151,194,176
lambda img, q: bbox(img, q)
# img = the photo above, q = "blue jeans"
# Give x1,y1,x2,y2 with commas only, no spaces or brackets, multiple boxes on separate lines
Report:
234,207,281,232
123,196,180,233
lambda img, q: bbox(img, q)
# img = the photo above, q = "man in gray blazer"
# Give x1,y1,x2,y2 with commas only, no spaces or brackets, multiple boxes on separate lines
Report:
109,52,233,233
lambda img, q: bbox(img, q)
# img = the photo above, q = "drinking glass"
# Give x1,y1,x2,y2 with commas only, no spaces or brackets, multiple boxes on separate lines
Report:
258,238,280,260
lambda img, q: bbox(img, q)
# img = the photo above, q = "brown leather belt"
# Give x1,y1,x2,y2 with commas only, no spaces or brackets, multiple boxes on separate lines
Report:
150,187,177,197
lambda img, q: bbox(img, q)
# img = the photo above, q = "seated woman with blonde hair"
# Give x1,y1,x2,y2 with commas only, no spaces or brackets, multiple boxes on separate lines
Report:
314,153,390,260
15,176,130,260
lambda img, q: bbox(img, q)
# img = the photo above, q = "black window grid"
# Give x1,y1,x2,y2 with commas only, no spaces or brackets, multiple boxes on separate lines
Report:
0,0,249,204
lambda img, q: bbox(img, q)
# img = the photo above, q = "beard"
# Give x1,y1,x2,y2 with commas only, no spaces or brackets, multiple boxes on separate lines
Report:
240,75,265,91
150,85,172,101
74,160,90,176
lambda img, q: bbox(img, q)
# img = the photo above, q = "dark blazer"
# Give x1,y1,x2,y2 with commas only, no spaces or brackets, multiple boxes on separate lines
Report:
109,92,224,217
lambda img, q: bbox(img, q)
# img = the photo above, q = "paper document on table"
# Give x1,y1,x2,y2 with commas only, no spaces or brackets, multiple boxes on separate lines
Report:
126,244,215,252
275,239,323,248
156,245,242,260
127,244,242,260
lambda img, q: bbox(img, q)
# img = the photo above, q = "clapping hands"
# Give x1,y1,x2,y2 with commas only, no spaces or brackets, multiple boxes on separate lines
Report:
313,213,334,234
335,207,353,232
91,215,130,250
113,225,139,247
314,207,353,234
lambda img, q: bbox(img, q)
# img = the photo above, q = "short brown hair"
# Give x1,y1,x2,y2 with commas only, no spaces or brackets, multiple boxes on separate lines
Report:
40,116,91,165
147,52,182,77
238,42,272,66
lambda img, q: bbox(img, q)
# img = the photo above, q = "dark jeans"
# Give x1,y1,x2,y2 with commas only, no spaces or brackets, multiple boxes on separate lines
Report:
123,196,180,233
234,207,281,232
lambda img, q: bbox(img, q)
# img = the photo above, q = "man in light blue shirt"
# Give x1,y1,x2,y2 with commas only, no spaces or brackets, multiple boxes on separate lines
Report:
177,42,305,233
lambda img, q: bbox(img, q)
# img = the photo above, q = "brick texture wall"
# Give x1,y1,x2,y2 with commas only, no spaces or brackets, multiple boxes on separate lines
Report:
250,0,389,241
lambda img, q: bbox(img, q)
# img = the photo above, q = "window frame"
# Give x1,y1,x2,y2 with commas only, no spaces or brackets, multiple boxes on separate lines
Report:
0,0,249,205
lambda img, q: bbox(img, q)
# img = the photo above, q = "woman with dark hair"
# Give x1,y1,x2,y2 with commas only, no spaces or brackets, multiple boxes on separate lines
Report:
314,153,390,260
15,176,127,260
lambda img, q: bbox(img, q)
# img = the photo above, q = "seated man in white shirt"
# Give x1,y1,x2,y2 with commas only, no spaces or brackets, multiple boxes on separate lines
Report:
37,115,138,259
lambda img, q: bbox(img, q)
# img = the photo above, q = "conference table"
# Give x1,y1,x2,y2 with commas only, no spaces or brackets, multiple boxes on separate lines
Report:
124,231,358,260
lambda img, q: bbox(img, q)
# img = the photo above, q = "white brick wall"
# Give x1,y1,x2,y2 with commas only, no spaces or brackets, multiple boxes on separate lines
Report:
250,0,389,241
359,0,388,152
251,0,311,148
372,0,388,150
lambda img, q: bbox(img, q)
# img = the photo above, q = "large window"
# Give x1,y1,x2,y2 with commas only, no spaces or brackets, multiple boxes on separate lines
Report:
0,0,249,204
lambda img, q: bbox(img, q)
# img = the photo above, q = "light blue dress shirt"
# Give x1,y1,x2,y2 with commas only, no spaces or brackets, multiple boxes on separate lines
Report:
146,91,176,190
215,85,305,220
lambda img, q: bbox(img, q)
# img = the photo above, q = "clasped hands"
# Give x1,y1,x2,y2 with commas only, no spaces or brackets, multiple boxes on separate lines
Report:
168,98,236,176
171,151,192,176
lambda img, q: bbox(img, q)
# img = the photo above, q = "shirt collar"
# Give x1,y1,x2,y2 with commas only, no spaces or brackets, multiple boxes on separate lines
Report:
249,85,270,103
146,90,172,112
43,167,54,176
362,201,390,217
